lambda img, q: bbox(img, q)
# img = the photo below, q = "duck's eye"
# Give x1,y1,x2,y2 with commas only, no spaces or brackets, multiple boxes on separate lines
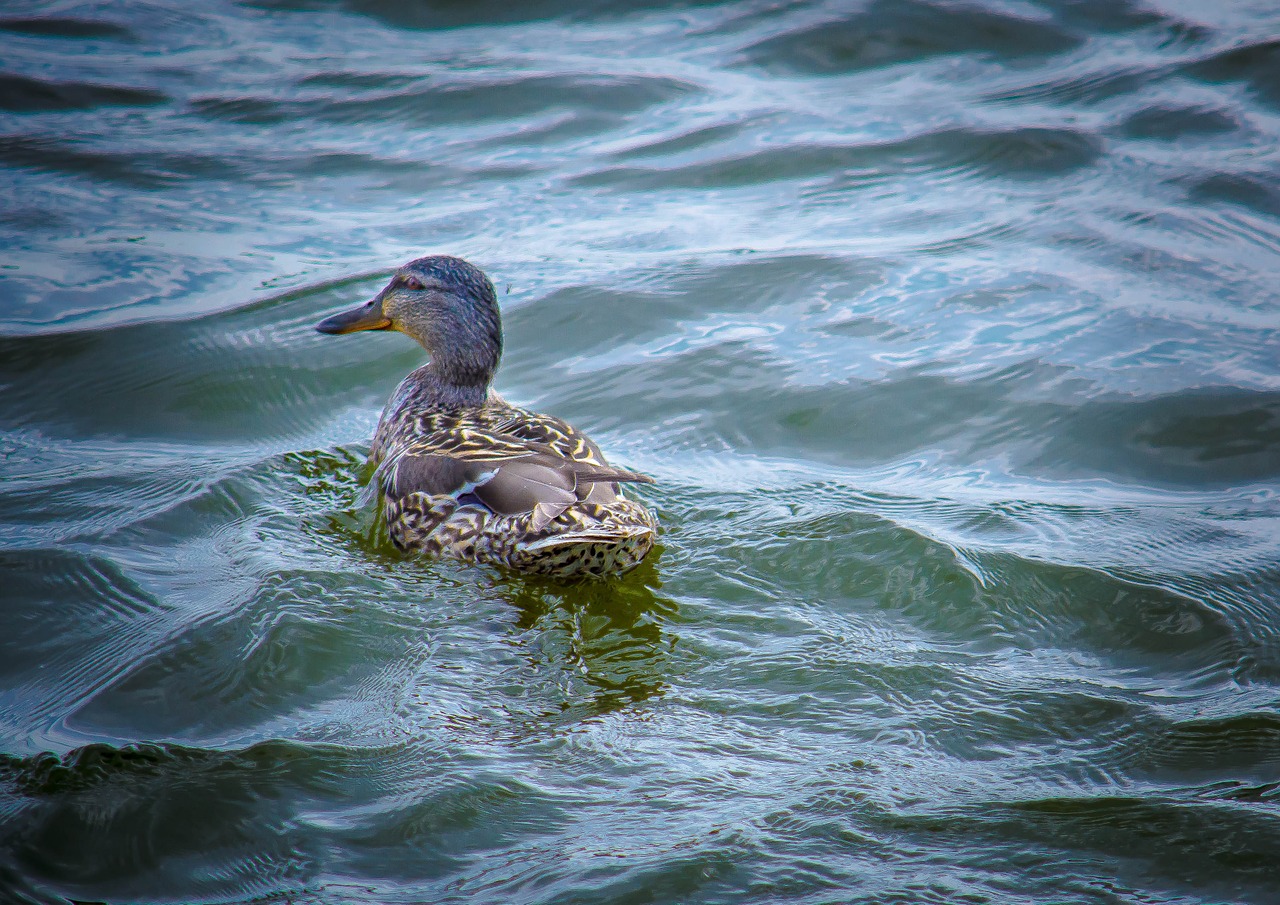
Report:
403,276,424,291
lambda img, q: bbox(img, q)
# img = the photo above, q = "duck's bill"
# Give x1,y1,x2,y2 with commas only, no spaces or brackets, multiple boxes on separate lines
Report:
316,299,392,334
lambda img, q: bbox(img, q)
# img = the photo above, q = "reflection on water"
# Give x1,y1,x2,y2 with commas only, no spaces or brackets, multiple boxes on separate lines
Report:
502,570,675,717
2,0,1280,902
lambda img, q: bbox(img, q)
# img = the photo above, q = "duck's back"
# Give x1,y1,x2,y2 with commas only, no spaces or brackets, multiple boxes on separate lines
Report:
373,389,656,577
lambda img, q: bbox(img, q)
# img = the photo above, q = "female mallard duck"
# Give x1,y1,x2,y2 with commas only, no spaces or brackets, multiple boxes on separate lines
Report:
316,255,657,578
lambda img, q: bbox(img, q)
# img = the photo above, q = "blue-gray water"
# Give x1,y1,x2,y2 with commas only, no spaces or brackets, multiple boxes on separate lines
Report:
2,1,1279,903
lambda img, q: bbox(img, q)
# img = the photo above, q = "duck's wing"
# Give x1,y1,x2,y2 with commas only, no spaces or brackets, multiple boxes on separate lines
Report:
377,410,652,530
487,409,612,467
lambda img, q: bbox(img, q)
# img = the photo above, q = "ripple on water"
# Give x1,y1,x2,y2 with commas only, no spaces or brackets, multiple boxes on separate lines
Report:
1119,710,1280,788
0,15,135,40
971,793,1280,900
0,74,166,112
0,546,171,750
1117,103,1238,140
574,124,1102,191
185,71,700,133
0,288,399,443
65,566,415,744
1184,37,1280,110
981,66,1160,108
0,739,397,903
1187,170,1280,219
739,0,1083,74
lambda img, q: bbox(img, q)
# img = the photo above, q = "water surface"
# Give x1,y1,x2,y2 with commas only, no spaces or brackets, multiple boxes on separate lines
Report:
2,1,1279,903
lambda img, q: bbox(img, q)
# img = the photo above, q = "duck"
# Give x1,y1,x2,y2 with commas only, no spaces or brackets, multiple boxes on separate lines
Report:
316,255,658,578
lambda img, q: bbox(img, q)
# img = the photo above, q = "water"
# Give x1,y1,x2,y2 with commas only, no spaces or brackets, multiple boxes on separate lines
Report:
1,1,1279,902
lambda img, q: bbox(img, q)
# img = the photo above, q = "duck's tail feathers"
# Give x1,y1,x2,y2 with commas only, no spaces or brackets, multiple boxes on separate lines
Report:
522,524,654,552
574,465,654,485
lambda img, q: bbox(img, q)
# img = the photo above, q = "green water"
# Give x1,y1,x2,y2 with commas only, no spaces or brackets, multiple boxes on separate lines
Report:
2,1,1279,903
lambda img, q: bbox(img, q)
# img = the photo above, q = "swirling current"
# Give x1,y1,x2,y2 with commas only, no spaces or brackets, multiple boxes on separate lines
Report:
1,1,1279,903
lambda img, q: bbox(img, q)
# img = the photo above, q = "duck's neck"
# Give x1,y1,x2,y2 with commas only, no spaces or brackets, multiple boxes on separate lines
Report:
403,360,492,411
405,320,502,407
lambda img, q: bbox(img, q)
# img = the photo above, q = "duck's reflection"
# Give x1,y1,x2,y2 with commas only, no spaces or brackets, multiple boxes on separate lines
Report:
490,557,676,721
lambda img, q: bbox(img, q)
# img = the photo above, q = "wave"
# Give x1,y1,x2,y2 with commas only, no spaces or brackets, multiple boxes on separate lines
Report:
740,0,1083,75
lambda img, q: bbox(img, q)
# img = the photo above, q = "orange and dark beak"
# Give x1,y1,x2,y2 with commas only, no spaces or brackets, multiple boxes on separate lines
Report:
315,296,392,335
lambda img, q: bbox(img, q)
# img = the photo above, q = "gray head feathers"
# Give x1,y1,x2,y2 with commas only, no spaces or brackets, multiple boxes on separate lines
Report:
382,255,503,390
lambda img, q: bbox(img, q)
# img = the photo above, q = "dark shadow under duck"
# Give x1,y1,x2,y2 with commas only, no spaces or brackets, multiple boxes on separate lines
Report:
316,255,658,578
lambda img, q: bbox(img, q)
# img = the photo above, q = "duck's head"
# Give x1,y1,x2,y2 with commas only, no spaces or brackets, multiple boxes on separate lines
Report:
316,255,503,387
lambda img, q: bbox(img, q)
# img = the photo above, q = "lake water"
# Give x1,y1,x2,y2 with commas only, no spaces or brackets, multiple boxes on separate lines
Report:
2,1,1279,902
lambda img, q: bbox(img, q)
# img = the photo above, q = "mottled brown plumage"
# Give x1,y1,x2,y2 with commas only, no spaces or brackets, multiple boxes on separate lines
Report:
316,255,657,577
